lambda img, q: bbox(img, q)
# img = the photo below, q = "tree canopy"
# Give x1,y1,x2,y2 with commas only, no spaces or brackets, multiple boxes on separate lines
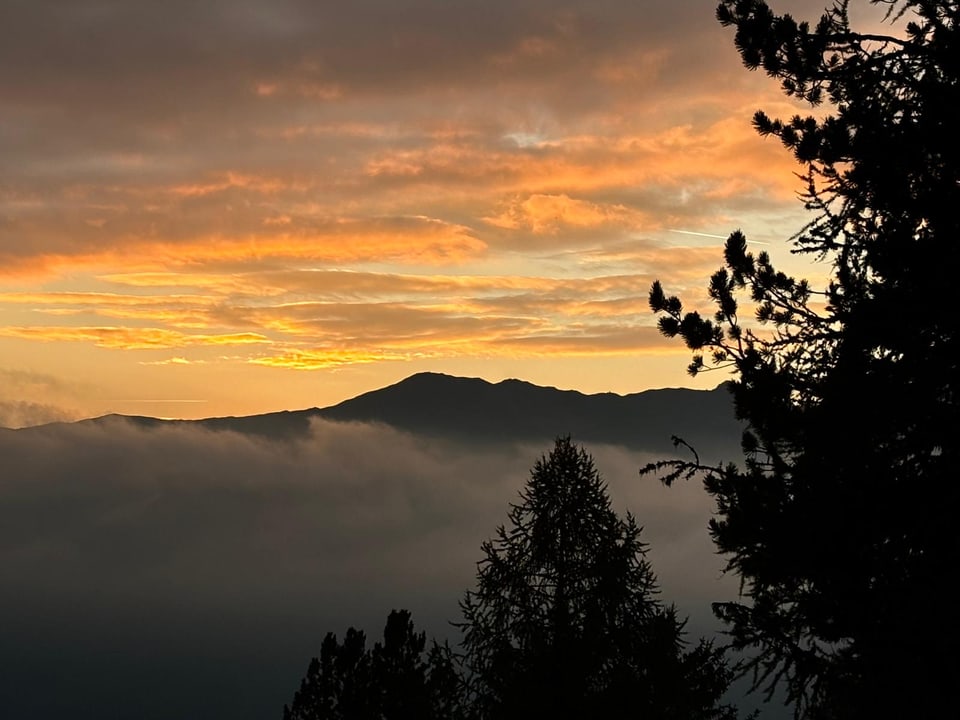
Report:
459,436,737,720
646,1,959,717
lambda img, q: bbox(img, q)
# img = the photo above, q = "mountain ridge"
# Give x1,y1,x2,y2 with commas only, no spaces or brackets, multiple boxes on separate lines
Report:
318,372,739,454
17,372,741,459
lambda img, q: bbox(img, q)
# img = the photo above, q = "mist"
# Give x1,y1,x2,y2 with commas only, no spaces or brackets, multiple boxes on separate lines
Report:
1,417,735,718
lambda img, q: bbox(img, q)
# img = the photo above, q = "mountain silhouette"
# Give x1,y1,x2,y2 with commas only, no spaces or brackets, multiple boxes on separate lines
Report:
317,373,739,457
42,372,740,458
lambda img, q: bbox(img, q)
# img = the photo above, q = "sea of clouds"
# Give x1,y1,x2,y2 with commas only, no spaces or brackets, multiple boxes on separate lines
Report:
1,417,738,718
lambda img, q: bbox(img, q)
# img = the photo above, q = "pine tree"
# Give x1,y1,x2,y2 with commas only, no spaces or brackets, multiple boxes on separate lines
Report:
459,437,737,720
646,1,960,717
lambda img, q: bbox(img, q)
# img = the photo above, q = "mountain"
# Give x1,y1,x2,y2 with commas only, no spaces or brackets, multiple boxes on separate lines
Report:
60,372,741,459
317,372,741,457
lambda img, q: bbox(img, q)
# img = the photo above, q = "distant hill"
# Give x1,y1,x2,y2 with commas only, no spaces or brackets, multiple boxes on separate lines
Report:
53,372,742,460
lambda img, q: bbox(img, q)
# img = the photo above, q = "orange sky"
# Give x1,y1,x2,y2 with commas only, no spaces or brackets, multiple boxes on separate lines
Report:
0,0,845,425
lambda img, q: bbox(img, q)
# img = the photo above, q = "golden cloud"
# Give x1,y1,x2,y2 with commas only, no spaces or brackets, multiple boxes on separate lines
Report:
0,326,270,350
250,348,408,370
484,193,648,234
0,216,488,281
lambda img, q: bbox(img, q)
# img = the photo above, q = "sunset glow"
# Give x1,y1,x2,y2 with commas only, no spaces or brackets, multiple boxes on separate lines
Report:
0,0,826,424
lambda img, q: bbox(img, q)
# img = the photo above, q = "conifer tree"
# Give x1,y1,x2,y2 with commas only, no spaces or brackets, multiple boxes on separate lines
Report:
646,1,959,717
460,437,736,720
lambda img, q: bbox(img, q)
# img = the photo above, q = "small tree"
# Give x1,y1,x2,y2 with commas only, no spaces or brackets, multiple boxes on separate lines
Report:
459,437,737,720
283,609,462,720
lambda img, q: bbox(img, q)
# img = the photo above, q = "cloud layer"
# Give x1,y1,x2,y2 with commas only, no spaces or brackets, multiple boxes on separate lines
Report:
0,0,837,416
1,417,738,718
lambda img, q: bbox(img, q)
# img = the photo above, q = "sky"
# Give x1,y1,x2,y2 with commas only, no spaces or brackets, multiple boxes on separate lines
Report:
0,0,839,425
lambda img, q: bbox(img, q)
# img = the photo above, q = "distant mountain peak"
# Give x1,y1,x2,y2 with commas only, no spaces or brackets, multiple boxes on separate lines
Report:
317,372,739,457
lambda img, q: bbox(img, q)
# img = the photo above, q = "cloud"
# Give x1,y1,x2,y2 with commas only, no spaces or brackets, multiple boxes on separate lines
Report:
0,0,827,428
250,348,410,370
484,193,649,238
0,399,75,428
0,1,728,122
0,210,488,276
0,260,720,362
0,0,806,283
0,417,737,717
0,326,269,350
0,368,84,428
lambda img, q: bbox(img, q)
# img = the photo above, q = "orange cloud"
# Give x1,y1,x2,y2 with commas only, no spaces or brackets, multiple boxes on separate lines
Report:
0,291,215,307
0,216,488,280
0,326,269,350
484,194,647,234
357,113,800,204
250,348,408,370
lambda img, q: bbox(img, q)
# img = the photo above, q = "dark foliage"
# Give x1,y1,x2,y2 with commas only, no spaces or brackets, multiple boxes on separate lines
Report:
645,1,959,718
460,437,738,720
283,609,462,720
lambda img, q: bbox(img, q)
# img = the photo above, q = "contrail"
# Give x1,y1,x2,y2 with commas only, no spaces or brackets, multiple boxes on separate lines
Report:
668,229,728,239
669,229,769,244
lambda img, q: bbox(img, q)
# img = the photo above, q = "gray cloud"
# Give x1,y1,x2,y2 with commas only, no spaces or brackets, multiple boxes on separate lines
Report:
0,368,84,427
0,0,812,288
0,417,737,717
0,399,75,428
0,0,743,188
0,0,725,107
